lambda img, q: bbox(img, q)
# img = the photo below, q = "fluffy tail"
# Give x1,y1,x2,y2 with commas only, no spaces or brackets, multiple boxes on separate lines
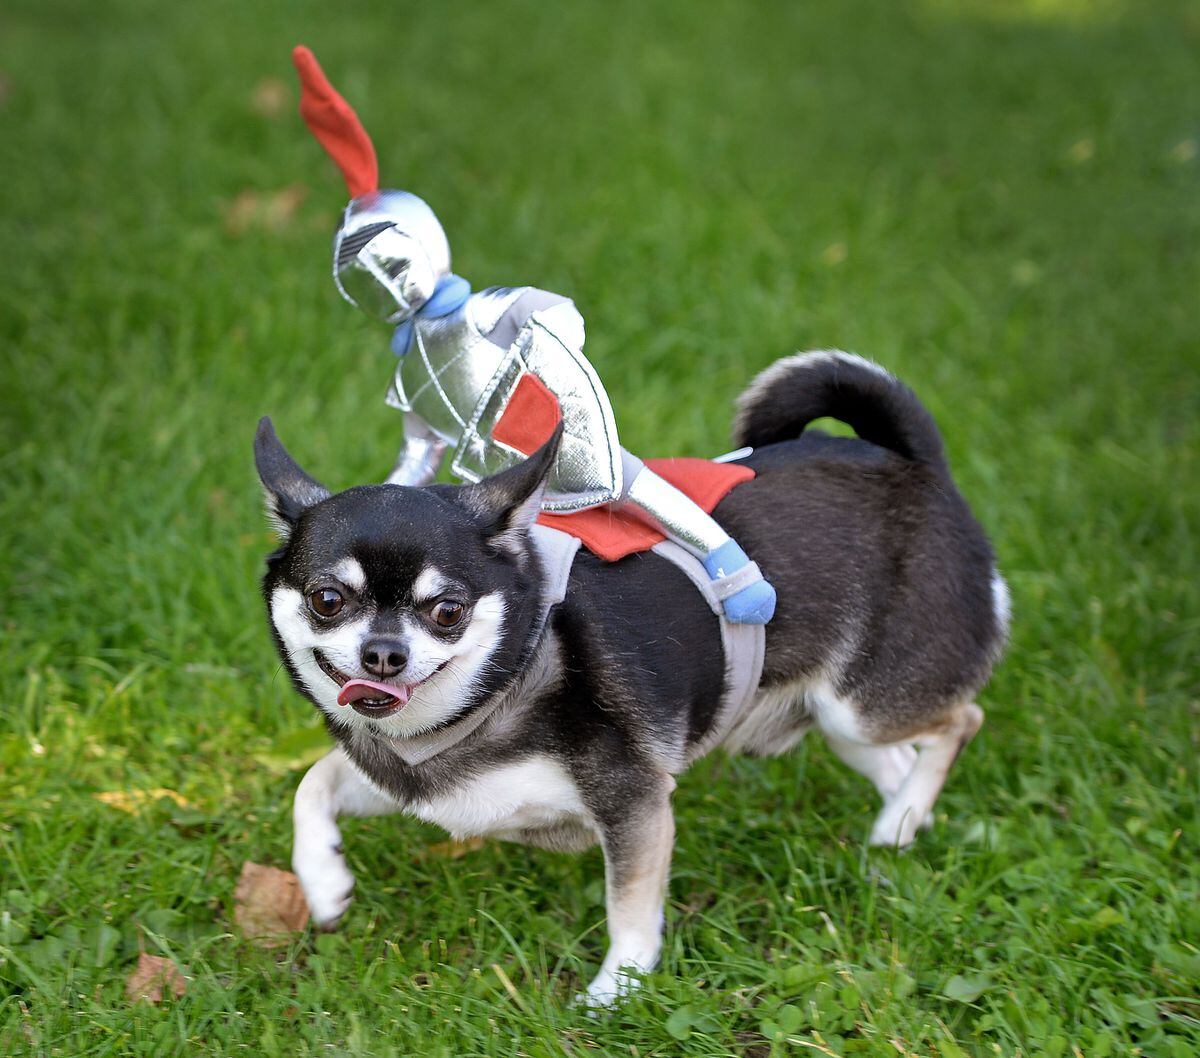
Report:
733,350,950,478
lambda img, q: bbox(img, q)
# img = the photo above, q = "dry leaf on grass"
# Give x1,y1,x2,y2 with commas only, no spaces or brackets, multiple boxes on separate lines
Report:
94,788,192,814
125,953,186,1004
234,861,309,946
222,185,307,235
251,76,287,117
420,836,486,859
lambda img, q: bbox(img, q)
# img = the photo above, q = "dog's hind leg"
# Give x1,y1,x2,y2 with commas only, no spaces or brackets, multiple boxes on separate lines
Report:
868,703,984,849
824,737,938,835
584,778,676,1006
823,735,917,801
293,747,402,928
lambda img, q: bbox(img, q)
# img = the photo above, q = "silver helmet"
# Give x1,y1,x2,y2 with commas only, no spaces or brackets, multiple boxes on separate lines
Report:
292,47,454,324
333,190,452,323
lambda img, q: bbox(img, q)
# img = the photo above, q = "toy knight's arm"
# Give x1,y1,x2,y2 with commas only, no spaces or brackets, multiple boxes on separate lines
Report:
386,413,447,486
616,451,778,625
616,451,728,556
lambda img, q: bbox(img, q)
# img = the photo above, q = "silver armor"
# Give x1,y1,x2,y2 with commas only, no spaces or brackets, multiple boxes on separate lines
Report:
385,287,622,512
334,191,450,323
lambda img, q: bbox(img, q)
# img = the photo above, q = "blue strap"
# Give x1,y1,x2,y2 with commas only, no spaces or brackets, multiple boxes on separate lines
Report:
392,274,471,357
421,274,471,317
391,321,414,357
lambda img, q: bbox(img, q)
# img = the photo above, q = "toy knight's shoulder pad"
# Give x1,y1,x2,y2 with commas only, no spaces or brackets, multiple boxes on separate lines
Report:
469,287,530,334
528,297,585,352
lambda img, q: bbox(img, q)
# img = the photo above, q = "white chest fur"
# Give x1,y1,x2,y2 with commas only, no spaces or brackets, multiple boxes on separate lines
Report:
409,756,591,840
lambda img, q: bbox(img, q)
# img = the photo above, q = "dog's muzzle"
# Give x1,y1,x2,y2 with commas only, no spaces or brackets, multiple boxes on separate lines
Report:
314,648,448,718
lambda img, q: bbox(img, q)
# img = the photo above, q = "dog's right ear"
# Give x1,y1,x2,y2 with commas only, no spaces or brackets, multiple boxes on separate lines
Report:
457,423,562,555
254,417,331,540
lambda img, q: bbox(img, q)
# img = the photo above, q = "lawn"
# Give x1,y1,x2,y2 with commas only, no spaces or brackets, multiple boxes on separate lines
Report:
1,0,1197,1054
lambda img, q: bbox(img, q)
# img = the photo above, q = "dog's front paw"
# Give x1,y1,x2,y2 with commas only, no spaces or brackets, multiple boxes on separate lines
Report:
578,944,660,1009
578,967,639,1009
294,843,356,928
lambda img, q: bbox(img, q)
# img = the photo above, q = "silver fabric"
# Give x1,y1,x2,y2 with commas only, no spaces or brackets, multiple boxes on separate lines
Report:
338,228,436,322
334,191,451,322
621,462,730,557
387,290,515,447
333,192,729,536
712,446,754,464
386,288,622,512
385,416,447,486
485,288,570,349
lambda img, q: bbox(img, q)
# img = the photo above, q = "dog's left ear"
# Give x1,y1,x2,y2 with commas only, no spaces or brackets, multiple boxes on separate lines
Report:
461,423,562,554
254,416,331,540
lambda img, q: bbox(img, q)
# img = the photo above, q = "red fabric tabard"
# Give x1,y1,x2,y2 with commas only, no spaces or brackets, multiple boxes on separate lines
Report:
493,373,563,455
538,458,755,562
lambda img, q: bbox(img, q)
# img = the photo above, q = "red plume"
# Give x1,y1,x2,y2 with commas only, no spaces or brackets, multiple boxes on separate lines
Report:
292,45,379,199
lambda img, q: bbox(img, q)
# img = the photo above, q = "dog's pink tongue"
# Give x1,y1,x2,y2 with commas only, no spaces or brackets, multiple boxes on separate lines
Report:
337,679,411,708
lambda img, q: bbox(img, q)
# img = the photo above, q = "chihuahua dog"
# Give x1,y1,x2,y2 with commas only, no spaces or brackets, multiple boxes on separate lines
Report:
255,351,1007,1004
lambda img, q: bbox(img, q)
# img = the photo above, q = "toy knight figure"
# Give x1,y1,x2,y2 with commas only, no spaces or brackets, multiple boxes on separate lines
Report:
291,46,776,624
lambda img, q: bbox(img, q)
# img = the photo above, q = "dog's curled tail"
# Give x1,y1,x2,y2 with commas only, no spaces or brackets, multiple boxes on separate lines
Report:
732,350,950,479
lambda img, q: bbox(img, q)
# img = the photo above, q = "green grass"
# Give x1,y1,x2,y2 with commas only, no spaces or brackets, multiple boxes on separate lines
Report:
1,0,1197,1053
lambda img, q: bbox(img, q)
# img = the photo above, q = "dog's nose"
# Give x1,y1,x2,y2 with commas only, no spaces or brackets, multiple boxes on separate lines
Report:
360,638,407,678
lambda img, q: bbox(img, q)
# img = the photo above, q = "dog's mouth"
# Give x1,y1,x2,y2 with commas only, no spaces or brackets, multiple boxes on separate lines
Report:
313,649,449,718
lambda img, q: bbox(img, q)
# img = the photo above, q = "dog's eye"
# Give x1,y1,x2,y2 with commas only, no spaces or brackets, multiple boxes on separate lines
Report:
308,589,344,618
431,600,464,628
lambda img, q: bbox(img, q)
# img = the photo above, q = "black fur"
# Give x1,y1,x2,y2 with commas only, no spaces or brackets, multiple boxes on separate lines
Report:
726,354,1001,738
734,353,950,481
254,417,331,531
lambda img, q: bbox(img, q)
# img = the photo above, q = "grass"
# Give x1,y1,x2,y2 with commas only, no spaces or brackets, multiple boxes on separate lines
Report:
1,0,1197,1053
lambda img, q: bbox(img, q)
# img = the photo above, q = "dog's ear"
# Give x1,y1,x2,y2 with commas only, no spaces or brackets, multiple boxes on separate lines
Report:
254,416,331,539
460,423,562,554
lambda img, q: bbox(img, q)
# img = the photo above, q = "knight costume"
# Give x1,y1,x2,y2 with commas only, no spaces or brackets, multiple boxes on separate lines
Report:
291,46,776,623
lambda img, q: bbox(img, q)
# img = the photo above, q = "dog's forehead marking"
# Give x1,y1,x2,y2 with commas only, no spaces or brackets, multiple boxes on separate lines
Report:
412,566,451,601
331,558,366,592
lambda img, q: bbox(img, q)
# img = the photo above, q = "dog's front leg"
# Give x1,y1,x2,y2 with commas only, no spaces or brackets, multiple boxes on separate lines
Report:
293,746,401,928
585,779,676,1006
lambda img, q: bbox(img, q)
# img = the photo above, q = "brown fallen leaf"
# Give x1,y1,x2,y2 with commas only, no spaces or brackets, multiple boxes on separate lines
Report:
221,185,307,236
251,76,287,117
125,953,186,1004
94,788,192,814
234,861,309,946
421,836,486,859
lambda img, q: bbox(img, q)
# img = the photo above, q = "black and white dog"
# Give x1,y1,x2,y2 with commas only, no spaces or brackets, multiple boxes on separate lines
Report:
254,351,1008,1004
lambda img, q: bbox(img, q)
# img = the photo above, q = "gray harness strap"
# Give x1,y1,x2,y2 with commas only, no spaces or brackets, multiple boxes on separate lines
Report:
649,539,766,762
386,525,764,766
530,523,581,602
